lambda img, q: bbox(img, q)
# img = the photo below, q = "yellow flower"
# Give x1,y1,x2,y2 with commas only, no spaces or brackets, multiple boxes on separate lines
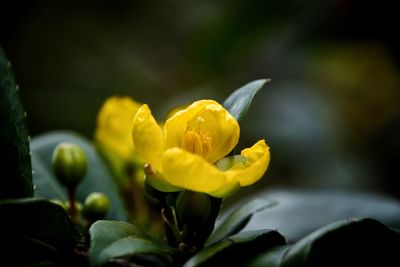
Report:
132,100,270,198
95,96,141,160
95,96,147,187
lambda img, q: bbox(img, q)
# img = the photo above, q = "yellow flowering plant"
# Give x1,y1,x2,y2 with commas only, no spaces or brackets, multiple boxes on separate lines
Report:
124,79,272,255
86,80,273,262
6,43,400,267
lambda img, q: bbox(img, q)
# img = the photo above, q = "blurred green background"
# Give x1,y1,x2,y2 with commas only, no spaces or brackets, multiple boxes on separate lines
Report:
1,0,399,199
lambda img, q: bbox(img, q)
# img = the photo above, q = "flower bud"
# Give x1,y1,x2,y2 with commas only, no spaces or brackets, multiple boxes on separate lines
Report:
52,143,87,188
83,192,110,220
176,190,211,226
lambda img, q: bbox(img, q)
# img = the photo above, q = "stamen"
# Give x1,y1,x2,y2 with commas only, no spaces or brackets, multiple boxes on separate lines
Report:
181,128,213,158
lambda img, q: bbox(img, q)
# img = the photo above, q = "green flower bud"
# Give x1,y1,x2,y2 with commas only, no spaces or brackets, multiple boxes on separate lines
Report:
176,190,211,226
84,192,110,220
52,143,87,188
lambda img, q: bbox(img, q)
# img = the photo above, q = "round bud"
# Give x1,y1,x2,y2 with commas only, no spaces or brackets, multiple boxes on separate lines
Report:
176,190,211,226
52,143,87,188
84,192,110,220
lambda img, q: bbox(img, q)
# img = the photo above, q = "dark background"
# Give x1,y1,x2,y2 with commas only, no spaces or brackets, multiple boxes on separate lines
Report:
1,0,399,199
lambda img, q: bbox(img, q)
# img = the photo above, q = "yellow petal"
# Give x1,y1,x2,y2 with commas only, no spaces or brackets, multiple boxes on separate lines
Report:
95,96,141,159
165,104,189,120
225,140,270,186
144,165,181,193
209,180,240,198
132,104,164,170
161,148,229,194
164,100,240,163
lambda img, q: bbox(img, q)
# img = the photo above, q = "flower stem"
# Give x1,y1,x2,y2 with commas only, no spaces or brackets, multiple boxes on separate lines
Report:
68,186,78,224
161,207,181,246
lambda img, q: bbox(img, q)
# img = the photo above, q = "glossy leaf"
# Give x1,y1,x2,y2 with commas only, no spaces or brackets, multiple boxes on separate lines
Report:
184,229,285,267
0,47,33,199
241,188,400,242
207,198,276,245
223,79,270,122
243,246,288,267
283,218,399,266
0,198,80,265
90,220,176,267
31,131,127,220
246,218,400,267
31,153,66,201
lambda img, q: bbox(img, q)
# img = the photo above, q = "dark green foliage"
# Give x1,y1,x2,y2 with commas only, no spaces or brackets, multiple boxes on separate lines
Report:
184,230,286,267
90,220,177,267
0,198,81,266
240,189,400,242
245,218,400,267
207,198,276,245
0,47,33,199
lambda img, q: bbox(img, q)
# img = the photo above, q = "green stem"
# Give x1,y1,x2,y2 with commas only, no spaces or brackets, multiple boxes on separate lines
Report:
130,176,149,224
125,163,151,228
68,186,78,224
161,207,181,245
178,224,197,254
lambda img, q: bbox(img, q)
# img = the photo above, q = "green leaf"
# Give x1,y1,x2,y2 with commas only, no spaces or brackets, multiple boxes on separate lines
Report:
246,218,400,267
31,131,127,220
283,218,400,266
89,220,176,267
31,153,67,201
0,198,81,265
0,47,33,199
184,229,285,267
241,189,400,242
207,198,276,245
90,220,150,254
243,246,288,267
223,79,270,122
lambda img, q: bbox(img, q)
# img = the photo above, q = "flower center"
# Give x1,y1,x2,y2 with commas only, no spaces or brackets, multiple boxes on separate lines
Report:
181,128,213,158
